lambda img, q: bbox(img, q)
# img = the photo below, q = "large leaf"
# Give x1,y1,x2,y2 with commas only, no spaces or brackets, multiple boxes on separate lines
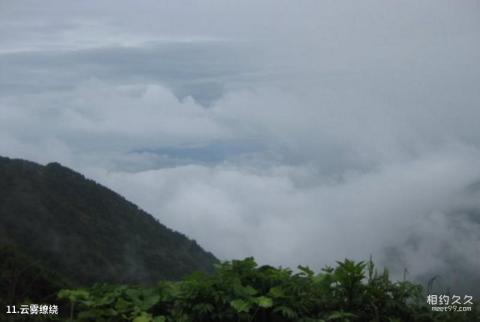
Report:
230,299,252,313
268,286,284,298
255,296,273,308
133,312,153,322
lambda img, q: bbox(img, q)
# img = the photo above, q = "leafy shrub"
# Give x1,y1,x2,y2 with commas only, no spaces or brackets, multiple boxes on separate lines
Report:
58,258,479,322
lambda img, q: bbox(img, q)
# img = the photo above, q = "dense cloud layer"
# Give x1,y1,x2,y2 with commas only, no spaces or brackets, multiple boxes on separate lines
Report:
1,0,479,293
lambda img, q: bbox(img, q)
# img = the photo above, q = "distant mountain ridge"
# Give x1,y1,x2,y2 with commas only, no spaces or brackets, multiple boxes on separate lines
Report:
0,156,217,288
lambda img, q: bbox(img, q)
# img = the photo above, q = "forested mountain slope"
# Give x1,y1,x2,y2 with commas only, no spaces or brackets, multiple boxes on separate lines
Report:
0,156,217,290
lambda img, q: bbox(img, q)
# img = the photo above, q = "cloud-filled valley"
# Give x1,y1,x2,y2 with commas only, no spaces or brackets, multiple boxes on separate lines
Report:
1,0,479,293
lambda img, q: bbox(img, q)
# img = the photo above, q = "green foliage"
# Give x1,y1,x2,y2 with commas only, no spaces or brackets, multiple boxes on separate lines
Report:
58,258,479,322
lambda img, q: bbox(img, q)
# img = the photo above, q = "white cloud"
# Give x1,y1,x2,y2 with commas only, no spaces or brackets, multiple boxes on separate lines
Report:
87,144,480,278
1,0,480,293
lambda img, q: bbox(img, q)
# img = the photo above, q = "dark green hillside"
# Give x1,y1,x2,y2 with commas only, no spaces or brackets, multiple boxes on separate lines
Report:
0,156,217,290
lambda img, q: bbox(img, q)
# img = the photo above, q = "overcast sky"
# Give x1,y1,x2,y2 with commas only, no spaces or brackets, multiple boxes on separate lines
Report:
1,0,480,292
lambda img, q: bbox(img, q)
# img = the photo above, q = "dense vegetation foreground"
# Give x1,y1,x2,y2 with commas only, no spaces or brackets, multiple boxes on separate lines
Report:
58,258,478,322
